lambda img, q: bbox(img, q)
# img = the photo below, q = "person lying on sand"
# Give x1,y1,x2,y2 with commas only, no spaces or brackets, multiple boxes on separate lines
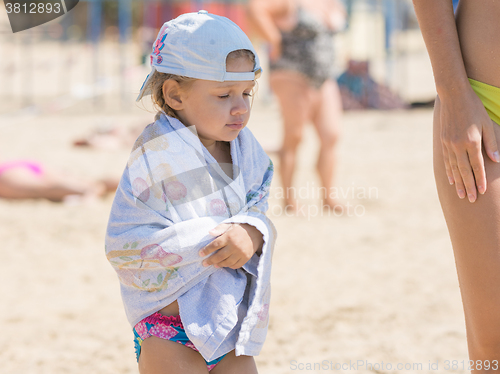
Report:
0,159,118,202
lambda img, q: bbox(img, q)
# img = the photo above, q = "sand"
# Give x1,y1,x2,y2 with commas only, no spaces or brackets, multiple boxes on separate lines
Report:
0,97,471,373
0,9,469,370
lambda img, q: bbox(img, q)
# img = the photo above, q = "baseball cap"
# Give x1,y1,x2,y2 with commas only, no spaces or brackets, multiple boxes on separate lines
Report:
137,10,262,102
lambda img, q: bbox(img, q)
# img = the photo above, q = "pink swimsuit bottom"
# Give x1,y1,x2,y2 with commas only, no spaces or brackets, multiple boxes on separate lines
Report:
0,160,44,177
133,312,226,371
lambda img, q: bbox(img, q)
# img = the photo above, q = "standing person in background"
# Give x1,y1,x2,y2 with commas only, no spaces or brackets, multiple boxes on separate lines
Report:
248,0,346,212
413,0,500,367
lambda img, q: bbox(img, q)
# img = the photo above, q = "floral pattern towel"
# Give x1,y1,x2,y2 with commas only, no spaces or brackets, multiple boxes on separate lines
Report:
105,113,276,361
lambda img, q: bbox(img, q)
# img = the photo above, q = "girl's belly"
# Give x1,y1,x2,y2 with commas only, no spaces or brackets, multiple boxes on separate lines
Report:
159,300,180,316
456,0,500,87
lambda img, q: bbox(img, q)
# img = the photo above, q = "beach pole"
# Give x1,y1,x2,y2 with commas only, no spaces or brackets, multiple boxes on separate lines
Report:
2,22,16,108
87,0,102,108
119,0,132,109
193,0,203,12
23,29,34,108
382,0,396,88
162,1,173,23
60,8,72,97
397,0,409,101
224,0,231,20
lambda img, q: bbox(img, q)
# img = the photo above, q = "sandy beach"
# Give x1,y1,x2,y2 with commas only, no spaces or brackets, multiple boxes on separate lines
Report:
0,96,471,373
0,4,470,369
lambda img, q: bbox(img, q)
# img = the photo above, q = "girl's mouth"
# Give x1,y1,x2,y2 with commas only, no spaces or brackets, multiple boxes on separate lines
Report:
226,123,244,130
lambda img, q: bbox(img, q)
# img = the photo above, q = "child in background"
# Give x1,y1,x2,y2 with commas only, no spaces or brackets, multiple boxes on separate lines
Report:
105,11,276,374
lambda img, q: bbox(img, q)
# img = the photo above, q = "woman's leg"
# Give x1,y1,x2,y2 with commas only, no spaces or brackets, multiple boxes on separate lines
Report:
138,336,209,374
270,71,313,210
310,79,343,210
0,167,116,202
211,350,258,374
73,125,141,149
434,97,500,364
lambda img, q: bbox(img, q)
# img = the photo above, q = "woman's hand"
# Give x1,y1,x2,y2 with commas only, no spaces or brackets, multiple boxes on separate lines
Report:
199,223,264,269
247,0,286,62
439,88,500,202
269,41,282,62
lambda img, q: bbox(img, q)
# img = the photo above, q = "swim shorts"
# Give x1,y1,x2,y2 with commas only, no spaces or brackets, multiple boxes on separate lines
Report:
133,312,226,371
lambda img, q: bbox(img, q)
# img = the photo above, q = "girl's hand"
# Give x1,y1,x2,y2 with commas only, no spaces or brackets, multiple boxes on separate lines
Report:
439,88,500,202
199,223,264,269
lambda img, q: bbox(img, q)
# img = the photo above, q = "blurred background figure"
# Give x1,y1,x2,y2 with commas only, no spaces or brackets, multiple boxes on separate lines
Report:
73,123,143,150
248,0,347,212
337,59,408,109
0,159,117,202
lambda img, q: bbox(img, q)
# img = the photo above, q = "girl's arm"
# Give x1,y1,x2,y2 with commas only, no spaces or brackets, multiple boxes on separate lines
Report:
413,0,499,202
200,159,275,274
199,222,263,269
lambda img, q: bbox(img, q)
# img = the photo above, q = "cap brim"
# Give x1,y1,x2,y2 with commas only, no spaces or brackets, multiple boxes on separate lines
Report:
136,66,156,102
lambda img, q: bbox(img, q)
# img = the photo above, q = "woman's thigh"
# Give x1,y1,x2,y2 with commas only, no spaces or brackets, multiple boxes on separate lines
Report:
311,79,342,145
434,97,500,349
270,71,313,141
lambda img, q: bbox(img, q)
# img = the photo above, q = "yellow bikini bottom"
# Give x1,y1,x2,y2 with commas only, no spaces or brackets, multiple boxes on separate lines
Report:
469,78,500,125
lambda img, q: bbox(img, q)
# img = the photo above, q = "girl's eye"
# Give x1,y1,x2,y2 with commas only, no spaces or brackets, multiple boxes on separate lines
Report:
218,91,252,99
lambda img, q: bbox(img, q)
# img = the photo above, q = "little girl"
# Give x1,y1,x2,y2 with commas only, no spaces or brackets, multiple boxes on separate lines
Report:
105,11,276,374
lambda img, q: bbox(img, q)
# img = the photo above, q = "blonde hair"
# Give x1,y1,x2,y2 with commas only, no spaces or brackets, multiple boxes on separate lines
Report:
145,49,256,119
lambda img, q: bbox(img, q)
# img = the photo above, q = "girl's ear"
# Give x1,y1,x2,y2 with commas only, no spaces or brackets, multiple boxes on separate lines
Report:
162,80,184,110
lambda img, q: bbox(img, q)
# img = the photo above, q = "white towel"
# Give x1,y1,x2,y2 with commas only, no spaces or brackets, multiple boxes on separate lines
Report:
105,113,276,361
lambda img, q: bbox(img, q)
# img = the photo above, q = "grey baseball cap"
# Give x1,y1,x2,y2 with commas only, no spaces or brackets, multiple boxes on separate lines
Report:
137,10,262,102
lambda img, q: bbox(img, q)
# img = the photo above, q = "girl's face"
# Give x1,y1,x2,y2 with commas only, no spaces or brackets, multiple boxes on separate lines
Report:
175,57,256,149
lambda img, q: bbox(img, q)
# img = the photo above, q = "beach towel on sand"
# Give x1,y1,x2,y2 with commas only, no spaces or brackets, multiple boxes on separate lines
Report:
105,113,276,361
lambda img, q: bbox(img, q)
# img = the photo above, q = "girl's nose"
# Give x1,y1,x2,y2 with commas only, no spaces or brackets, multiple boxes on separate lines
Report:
231,97,249,116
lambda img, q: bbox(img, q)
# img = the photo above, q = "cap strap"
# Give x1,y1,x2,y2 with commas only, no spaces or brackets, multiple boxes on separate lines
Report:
224,68,262,82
